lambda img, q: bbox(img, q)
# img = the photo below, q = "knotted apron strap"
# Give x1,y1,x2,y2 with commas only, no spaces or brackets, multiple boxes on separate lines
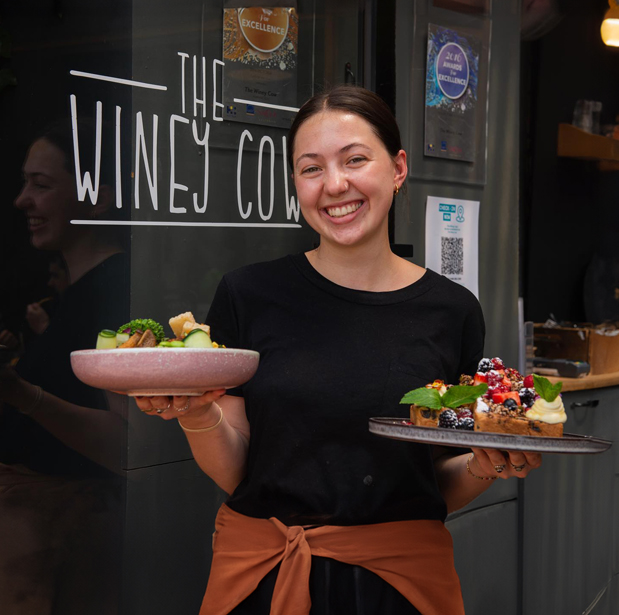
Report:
268,519,313,615
199,505,313,615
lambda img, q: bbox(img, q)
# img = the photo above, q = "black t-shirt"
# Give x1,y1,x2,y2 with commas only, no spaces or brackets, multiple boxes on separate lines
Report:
1,253,129,478
207,254,485,526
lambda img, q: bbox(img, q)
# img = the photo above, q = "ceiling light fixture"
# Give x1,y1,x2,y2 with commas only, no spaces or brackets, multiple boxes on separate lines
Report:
601,0,619,46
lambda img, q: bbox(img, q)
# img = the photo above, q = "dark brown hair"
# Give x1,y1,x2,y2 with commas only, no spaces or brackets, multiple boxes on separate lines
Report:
287,85,402,171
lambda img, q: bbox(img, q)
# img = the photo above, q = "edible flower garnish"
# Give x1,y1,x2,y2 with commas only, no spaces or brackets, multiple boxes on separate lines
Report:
400,383,488,410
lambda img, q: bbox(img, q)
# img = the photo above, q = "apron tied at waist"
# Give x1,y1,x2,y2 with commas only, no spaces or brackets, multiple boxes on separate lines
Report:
199,504,465,615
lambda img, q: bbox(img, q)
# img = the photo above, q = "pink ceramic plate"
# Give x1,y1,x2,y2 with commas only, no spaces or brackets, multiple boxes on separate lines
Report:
71,348,259,396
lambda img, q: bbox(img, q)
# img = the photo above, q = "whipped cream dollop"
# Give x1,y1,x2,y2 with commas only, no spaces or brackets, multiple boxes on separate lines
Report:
525,396,567,424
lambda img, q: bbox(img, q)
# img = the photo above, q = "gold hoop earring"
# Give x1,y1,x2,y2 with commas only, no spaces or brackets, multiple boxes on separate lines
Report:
394,184,400,196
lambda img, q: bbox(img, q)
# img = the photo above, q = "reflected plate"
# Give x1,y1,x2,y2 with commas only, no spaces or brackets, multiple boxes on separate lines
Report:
71,348,259,396
368,418,612,454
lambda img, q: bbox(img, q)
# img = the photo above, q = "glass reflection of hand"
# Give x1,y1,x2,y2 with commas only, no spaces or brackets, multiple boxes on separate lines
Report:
26,303,50,335
0,329,19,350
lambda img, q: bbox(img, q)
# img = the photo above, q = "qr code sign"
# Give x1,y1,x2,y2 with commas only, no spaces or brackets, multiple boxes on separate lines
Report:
441,236,463,275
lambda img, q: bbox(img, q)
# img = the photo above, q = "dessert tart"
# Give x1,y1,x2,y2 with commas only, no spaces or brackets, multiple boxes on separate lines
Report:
401,358,566,437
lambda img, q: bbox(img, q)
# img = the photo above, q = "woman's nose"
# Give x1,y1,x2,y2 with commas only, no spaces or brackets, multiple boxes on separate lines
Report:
14,186,30,210
324,169,348,195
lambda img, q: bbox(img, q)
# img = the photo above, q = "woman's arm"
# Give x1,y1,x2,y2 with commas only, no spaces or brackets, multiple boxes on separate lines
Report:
135,392,250,495
433,446,542,514
0,367,126,473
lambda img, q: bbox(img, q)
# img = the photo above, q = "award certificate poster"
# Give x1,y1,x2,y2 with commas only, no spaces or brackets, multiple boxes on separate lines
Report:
424,24,480,162
425,196,480,297
223,7,298,128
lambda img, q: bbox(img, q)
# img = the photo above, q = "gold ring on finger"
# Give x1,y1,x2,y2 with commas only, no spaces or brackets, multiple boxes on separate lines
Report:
177,400,191,412
494,464,506,473
511,462,526,472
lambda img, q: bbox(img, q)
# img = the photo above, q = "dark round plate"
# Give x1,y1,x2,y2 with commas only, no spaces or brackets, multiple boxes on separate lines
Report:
368,418,612,454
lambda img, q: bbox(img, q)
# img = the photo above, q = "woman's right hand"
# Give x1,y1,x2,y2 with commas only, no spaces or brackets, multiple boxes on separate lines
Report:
134,389,227,424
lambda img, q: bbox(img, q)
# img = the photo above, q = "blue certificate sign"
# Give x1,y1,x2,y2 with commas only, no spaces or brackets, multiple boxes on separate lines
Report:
424,24,479,162
435,43,469,99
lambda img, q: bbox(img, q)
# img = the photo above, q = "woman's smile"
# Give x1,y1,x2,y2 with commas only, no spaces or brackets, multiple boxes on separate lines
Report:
322,200,365,220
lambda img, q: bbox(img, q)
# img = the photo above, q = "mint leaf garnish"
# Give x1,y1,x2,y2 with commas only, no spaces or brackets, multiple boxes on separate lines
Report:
399,387,443,410
442,384,488,409
533,374,562,402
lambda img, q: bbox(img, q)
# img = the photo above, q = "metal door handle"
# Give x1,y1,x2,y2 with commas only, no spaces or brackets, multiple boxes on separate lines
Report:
570,400,599,410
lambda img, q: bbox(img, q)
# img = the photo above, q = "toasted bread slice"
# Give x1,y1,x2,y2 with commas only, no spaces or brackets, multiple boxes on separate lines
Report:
473,406,563,436
169,312,195,338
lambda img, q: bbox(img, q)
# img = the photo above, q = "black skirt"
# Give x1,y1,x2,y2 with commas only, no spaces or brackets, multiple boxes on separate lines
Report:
229,556,422,615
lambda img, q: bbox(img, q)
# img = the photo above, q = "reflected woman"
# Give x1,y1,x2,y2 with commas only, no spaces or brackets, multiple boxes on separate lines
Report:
0,120,128,614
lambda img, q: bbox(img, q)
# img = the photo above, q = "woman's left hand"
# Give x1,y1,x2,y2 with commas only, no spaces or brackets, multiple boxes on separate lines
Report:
470,447,542,479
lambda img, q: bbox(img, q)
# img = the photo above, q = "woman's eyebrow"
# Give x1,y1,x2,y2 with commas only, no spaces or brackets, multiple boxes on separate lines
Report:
295,143,371,167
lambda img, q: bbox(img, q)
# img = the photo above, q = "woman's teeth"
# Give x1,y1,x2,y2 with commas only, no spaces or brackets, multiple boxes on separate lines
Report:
325,201,362,218
28,218,46,228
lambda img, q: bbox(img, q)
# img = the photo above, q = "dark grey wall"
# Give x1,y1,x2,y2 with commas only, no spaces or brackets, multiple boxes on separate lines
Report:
394,0,522,367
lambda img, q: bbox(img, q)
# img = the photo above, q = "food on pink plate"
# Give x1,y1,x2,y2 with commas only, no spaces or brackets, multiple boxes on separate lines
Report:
96,313,223,350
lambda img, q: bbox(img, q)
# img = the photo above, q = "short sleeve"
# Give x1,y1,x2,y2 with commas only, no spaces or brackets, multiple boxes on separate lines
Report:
459,300,486,377
205,276,240,348
205,276,244,397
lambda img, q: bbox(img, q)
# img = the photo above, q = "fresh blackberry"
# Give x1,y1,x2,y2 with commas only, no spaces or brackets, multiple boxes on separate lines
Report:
477,358,493,373
503,398,518,411
438,409,458,429
519,388,536,407
456,417,475,431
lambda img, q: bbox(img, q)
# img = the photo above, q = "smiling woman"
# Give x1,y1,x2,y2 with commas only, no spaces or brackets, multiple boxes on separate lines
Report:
134,86,537,615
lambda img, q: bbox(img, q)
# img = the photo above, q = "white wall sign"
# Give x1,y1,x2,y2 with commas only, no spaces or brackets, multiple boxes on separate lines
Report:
425,196,480,297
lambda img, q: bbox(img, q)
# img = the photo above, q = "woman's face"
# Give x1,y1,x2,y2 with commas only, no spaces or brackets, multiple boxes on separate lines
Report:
14,138,86,251
292,110,406,250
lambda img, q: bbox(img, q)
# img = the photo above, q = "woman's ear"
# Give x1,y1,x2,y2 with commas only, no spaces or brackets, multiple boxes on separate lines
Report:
393,149,407,187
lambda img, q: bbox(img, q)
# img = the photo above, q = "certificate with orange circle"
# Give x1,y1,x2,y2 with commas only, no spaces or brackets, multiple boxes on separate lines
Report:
223,7,298,128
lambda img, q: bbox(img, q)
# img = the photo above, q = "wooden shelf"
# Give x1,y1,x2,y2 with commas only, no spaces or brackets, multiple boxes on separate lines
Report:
557,123,619,170
546,371,619,392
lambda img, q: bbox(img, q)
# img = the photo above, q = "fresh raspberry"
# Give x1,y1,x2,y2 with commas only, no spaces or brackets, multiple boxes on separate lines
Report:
491,357,505,370
523,375,534,388
486,371,504,387
456,409,473,420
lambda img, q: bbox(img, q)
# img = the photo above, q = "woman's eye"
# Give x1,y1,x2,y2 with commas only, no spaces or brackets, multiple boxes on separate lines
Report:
348,156,366,164
301,166,320,174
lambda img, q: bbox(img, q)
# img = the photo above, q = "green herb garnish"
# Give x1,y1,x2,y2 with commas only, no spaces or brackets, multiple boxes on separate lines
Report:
400,383,488,409
532,374,562,403
400,388,443,410
117,318,165,343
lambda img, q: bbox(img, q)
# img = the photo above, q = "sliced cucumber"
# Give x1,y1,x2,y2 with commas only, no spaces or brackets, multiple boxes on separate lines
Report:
169,340,185,347
97,329,117,349
183,329,213,348
116,332,130,346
